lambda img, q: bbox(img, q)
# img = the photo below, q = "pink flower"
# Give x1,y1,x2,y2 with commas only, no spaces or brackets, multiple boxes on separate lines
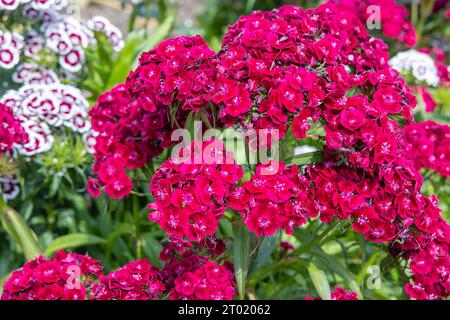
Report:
339,108,366,131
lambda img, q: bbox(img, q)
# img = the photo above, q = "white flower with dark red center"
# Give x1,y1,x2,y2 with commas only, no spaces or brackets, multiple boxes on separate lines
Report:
0,46,20,69
13,63,58,85
0,174,20,201
0,0,22,11
83,130,98,154
390,49,440,87
59,47,84,72
0,30,22,69
87,16,124,52
1,81,91,156
17,119,54,155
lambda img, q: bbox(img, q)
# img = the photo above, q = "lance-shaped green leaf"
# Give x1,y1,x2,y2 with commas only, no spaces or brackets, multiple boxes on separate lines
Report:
45,233,106,257
0,203,43,260
310,246,363,299
233,220,250,300
289,151,323,166
307,262,331,300
136,10,176,59
0,272,11,296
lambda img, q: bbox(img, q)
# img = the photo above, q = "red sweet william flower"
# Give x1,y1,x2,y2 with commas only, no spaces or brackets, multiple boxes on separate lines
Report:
239,161,314,236
330,0,417,46
169,261,235,300
89,35,220,199
148,140,243,242
1,250,102,300
372,87,403,114
339,108,366,131
305,286,358,300
404,121,450,178
0,102,27,156
91,259,164,300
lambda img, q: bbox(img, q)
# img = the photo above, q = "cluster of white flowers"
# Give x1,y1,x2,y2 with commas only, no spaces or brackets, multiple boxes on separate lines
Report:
0,0,67,11
13,63,59,85
0,30,23,69
389,49,440,87
1,73,94,156
1,1,124,74
0,66,97,200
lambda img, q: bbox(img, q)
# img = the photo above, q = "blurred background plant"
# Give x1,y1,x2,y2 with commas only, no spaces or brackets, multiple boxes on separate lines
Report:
0,0,449,300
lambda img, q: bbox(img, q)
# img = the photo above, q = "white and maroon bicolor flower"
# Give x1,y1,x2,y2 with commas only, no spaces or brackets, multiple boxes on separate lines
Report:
87,16,124,52
0,174,20,201
1,81,91,156
0,30,22,69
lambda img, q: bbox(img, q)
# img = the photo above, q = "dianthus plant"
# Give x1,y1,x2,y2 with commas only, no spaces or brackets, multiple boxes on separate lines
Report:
84,3,450,300
3,2,450,301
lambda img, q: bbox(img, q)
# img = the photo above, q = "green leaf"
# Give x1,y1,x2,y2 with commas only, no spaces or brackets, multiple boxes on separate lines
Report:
233,220,250,300
134,11,176,63
289,151,323,166
0,272,11,296
310,246,363,299
141,233,163,269
254,232,279,269
0,205,43,260
307,262,331,300
45,233,106,257
105,30,144,89
48,175,61,198
105,11,175,90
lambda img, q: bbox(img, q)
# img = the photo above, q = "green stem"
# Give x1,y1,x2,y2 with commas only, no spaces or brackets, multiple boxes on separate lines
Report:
248,219,340,284
132,195,142,259
128,7,138,33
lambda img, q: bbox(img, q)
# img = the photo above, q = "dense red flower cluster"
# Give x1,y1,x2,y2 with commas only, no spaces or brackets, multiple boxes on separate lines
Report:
219,5,419,243
169,261,235,300
0,102,27,156
237,153,449,299
148,140,243,242
159,244,235,300
216,7,449,300
330,0,416,46
217,4,415,146
89,35,218,199
85,4,450,300
391,195,450,300
232,142,449,299
127,35,217,113
91,259,165,300
2,247,236,301
1,250,103,300
87,84,136,198
404,121,450,178
305,286,358,300
235,161,314,236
